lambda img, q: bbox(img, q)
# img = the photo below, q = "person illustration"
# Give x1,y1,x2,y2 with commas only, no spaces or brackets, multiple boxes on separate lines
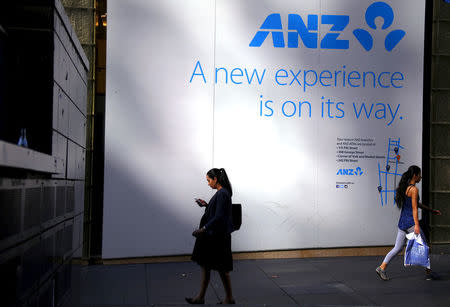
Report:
186,168,235,304
376,165,442,281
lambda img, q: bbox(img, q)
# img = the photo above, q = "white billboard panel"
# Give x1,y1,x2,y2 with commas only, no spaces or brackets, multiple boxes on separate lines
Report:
104,0,425,258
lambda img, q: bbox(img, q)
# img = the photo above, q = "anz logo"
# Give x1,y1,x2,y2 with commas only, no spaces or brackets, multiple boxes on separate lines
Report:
249,2,405,52
337,167,364,176
249,13,349,49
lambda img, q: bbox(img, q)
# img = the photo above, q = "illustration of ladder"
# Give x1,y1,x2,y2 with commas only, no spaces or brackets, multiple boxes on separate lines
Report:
377,138,403,206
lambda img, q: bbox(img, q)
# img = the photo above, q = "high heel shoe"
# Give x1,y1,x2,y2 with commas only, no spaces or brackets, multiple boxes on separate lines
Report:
218,299,236,304
185,297,205,304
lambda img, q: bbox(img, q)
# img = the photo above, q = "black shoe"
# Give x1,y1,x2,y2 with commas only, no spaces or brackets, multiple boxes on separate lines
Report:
426,272,440,280
376,267,389,281
185,297,205,304
218,299,236,304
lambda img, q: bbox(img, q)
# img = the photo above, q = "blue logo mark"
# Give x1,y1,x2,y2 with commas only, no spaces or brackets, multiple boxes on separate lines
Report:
249,13,349,49
337,167,364,176
336,184,349,189
353,2,406,51
249,2,405,52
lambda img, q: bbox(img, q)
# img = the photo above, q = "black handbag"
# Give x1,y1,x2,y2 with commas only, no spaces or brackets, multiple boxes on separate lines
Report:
232,203,242,231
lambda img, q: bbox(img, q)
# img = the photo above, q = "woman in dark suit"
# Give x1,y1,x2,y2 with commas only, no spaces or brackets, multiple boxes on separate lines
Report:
186,168,235,305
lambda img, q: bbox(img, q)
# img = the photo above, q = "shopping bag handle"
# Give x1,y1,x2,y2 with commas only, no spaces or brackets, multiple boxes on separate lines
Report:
406,232,424,245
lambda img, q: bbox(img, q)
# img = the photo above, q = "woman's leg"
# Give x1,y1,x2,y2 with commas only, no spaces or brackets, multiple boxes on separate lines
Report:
218,271,235,303
380,228,408,270
194,267,210,301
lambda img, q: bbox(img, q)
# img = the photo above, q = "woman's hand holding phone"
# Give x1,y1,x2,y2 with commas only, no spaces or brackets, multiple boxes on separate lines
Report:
195,198,207,207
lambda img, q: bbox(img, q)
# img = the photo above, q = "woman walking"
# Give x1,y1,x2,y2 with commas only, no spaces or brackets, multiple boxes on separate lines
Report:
186,168,235,304
376,165,441,281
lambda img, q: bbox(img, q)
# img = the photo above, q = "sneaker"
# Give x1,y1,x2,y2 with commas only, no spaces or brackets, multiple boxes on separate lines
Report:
426,272,439,280
376,267,389,281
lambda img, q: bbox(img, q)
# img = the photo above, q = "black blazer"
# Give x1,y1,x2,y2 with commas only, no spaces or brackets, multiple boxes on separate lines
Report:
201,188,234,235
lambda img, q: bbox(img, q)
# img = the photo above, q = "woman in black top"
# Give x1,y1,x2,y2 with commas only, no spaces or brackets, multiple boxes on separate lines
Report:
186,168,235,305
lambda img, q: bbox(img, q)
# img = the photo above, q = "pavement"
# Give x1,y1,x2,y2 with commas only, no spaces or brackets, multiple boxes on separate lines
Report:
66,253,450,307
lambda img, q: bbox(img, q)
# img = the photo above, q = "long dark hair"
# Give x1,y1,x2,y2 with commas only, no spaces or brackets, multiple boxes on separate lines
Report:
395,165,421,208
207,168,233,196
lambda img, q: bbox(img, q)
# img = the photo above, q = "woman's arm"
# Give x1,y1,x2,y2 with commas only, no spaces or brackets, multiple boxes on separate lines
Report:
192,192,229,237
410,187,420,234
203,192,229,231
418,203,442,215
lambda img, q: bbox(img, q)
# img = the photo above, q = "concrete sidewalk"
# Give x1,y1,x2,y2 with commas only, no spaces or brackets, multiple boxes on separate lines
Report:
67,254,450,307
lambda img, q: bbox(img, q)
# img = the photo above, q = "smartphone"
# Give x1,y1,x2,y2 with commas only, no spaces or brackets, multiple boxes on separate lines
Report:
194,198,204,207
